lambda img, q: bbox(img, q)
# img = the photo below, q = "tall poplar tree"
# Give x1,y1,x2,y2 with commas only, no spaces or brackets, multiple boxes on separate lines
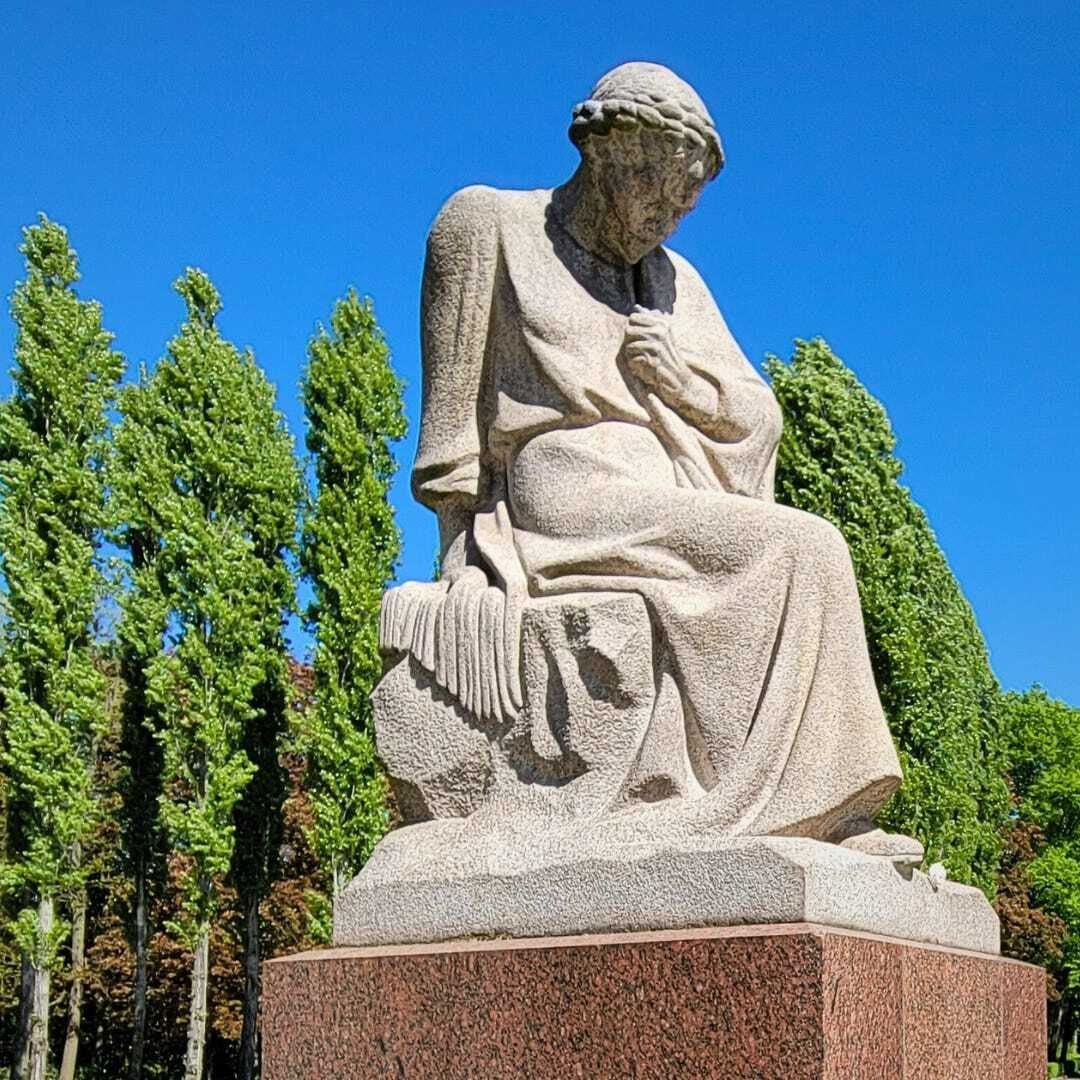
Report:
112,513,167,1080
112,269,299,1080
765,338,1009,891
300,291,405,905
232,639,290,1080
0,217,123,1080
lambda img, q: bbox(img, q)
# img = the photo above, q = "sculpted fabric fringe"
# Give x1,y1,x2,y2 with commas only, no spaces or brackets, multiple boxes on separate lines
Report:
380,579,521,725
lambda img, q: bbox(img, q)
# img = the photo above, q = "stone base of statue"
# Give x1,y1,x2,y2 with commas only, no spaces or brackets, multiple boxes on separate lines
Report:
354,585,1001,956
333,823,999,953
261,923,1045,1079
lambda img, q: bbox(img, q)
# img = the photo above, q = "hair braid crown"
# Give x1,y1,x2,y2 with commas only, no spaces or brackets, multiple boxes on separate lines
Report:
569,61,724,179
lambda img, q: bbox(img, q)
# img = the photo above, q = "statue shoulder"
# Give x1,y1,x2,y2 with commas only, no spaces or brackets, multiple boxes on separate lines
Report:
427,185,517,248
428,185,550,252
433,183,499,225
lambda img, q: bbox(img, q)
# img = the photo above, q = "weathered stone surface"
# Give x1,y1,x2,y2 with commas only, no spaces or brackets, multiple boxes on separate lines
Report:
334,831,998,953
338,61,1002,955
372,658,494,822
262,925,1045,1080
376,592,681,823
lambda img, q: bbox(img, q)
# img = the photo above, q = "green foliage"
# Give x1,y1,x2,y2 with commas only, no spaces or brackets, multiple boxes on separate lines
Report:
299,290,406,896
304,888,333,946
1000,688,1080,990
5,208,1072,1068
110,269,300,944
765,338,1008,891
0,215,123,961
995,818,1066,995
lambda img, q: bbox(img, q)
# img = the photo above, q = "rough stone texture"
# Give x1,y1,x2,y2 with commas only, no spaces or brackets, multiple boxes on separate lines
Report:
902,946,1001,1078
376,593,663,823
261,924,1045,1079
1004,961,1051,1080
334,832,998,952
820,931,903,1076
345,60,999,954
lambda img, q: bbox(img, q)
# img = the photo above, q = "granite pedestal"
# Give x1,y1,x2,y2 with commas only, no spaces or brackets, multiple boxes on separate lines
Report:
261,922,1045,1079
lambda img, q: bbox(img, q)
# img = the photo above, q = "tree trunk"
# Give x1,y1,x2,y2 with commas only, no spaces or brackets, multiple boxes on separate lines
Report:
183,925,210,1080
1059,997,1075,1074
233,671,288,1080
129,855,149,1079
10,952,32,1080
58,876,87,1080
28,896,53,1080
239,892,260,1080
1050,999,1061,1063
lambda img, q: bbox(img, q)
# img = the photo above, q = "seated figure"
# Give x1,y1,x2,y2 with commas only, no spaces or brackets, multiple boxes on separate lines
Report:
338,62,999,953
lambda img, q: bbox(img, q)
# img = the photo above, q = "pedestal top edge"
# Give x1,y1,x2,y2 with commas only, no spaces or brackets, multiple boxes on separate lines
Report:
268,921,1037,968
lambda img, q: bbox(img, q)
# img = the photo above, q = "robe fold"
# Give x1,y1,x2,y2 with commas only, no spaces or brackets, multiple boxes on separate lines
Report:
387,183,902,840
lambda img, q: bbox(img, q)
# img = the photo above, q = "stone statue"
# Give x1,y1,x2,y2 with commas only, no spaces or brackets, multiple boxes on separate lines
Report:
334,62,999,953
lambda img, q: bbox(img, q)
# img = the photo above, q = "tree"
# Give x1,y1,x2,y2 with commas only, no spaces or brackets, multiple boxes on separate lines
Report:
106,475,170,1080
0,216,123,1080
998,686,1080,1065
114,574,166,1080
765,339,1009,891
994,818,1066,993
231,650,290,1080
67,663,326,1079
299,291,406,904
111,269,299,1080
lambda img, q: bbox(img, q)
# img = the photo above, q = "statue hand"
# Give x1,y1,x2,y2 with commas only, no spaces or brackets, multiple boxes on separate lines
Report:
623,308,691,398
624,308,718,422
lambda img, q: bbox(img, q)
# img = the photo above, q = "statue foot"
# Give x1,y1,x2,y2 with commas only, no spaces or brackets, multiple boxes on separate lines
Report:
839,827,924,867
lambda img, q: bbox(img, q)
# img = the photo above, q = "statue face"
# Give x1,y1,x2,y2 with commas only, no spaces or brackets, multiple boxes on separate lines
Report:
588,126,711,264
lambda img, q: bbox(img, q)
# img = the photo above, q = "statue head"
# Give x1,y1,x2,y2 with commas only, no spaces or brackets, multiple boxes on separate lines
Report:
568,62,724,264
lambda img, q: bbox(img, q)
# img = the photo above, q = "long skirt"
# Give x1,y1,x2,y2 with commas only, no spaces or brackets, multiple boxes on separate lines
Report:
506,420,902,839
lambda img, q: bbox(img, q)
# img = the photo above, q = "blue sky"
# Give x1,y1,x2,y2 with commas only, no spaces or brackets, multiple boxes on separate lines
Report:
1,2,1077,701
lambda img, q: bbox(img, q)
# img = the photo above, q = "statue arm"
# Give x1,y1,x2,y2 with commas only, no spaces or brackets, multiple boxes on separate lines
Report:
412,186,500,580
624,251,781,500
662,252,782,449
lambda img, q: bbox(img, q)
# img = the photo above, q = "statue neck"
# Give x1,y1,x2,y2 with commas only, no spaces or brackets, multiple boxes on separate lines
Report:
552,165,643,269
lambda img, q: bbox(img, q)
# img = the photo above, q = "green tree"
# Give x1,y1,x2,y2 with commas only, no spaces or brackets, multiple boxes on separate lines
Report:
231,645,290,1080
299,291,406,905
111,269,299,1080
49,664,325,1079
111,512,167,1080
999,686,1080,1066
765,338,1008,891
0,216,123,1080
994,818,1066,992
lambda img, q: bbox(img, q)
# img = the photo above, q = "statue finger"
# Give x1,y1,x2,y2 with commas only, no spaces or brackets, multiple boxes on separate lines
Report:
624,342,660,366
655,369,680,392
623,326,664,346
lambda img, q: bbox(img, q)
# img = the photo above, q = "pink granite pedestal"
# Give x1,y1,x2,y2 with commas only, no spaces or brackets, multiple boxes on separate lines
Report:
261,922,1045,1079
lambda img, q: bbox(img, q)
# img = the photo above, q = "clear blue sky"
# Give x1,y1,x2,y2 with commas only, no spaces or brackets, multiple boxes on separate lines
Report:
1,2,1077,701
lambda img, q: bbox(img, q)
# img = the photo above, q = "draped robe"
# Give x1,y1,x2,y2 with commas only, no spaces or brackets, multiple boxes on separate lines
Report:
384,184,902,840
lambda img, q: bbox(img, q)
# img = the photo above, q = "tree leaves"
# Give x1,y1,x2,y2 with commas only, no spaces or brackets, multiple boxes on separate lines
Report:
299,291,405,901
766,338,1009,891
111,268,300,942
0,216,122,963
999,688,1080,994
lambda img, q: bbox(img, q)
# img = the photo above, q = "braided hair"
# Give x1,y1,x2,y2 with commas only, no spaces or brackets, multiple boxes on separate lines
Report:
569,62,724,181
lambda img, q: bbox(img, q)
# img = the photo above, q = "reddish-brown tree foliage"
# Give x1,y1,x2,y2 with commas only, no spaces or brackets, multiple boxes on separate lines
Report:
995,818,1067,1000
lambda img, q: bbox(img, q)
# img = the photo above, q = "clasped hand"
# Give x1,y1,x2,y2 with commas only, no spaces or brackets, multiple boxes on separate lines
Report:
622,306,716,421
